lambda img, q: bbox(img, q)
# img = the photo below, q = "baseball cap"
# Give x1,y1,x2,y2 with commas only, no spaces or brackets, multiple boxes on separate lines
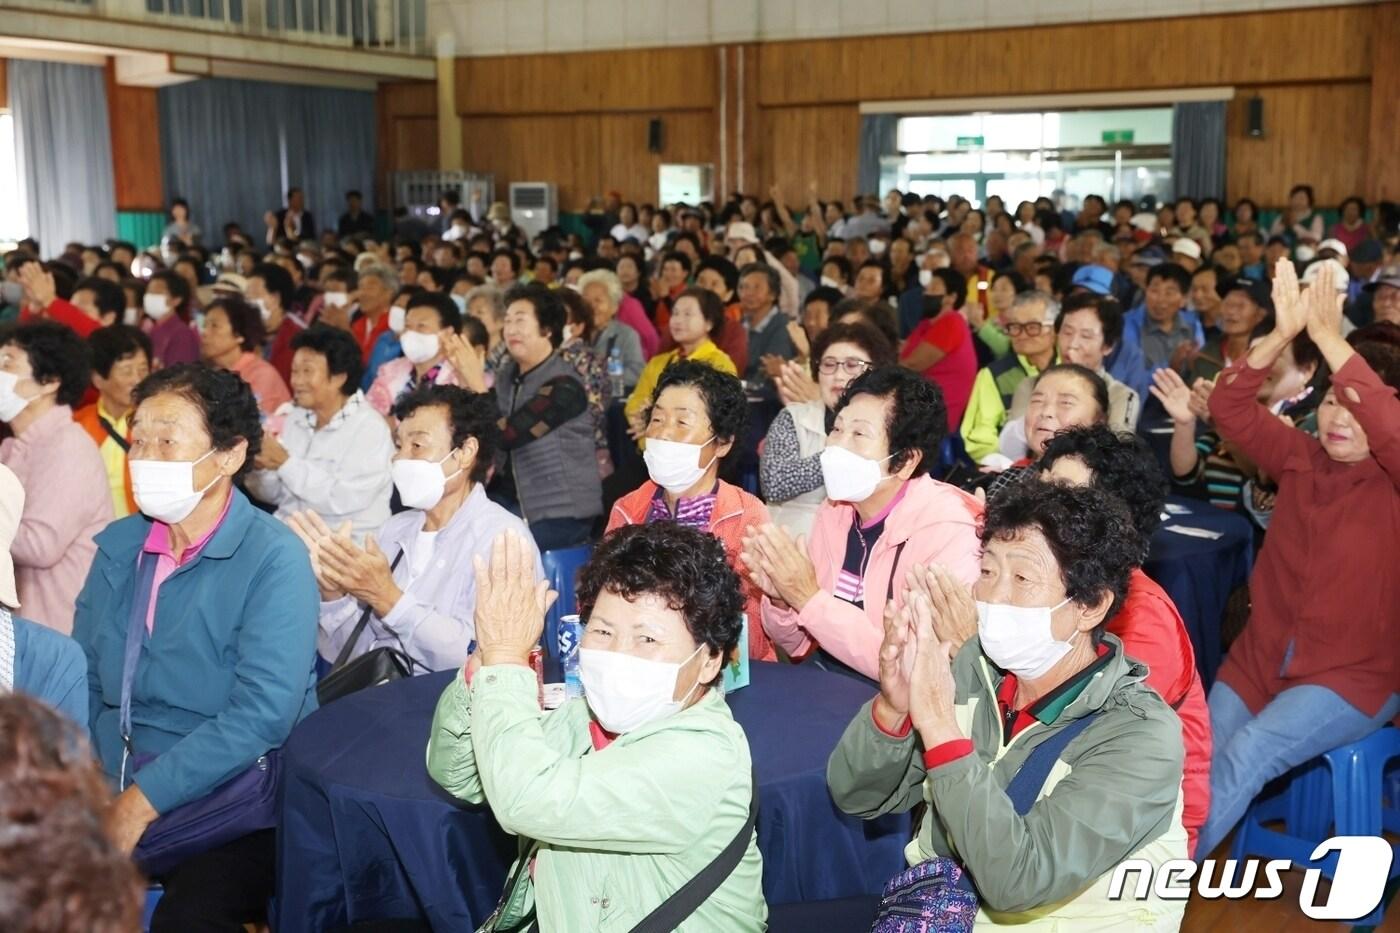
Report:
1070,265,1114,296
1363,262,1400,292
0,464,23,608
1353,240,1384,264
1301,258,1350,294
1129,212,1159,234
725,221,759,245
1223,275,1275,314
1172,238,1202,261
1130,246,1167,267
1316,238,1349,260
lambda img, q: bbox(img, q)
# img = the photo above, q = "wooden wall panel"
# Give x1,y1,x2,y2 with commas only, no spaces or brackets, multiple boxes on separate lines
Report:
756,105,861,207
755,6,1374,106
1226,82,1371,207
456,46,716,116
597,110,717,203
375,80,437,205
1366,2,1400,202
105,62,164,211
0,60,8,110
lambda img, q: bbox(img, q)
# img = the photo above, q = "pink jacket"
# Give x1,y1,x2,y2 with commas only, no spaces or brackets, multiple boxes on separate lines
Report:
366,357,462,417
761,474,983,678
618,294,659,360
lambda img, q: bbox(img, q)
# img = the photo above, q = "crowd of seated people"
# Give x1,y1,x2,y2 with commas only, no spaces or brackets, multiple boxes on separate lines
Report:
0,179,1395,931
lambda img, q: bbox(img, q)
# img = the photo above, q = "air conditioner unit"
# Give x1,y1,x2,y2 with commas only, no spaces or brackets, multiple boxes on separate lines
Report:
510,183,557,240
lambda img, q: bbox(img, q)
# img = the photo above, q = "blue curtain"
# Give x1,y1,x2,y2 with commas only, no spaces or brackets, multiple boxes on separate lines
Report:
159,78,375,247
1171,101,1226,202
9,60,118,253
857,114,898,197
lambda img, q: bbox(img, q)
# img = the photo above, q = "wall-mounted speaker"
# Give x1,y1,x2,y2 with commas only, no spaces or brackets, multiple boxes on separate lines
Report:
648,118,664,153
1247,96,1264,138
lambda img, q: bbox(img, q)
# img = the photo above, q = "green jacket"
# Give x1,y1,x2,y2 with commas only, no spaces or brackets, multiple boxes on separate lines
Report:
426,665,767,932
827,634,1187,929
959,354,1052,463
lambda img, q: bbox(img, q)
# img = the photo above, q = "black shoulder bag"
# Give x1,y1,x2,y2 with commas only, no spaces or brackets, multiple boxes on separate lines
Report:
316,549,416,705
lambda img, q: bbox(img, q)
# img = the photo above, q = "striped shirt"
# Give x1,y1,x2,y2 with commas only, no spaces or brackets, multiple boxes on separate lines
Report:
647,484,719,530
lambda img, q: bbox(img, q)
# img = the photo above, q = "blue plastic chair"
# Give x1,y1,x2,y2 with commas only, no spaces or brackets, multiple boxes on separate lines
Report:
142,885,162,931
1230,726,1400,926
541,544,591,678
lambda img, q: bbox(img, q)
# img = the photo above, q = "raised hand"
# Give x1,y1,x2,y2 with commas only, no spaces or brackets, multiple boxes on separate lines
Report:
1303,261,1345,341
18,262,55,311
906,563,978,654
907,601,961,748
1149,368,1196,426
776,359,820,406
441,328,487,392
1188,377,1215,424
1271,257,1307,341
473,530,556,667
874,601,915,732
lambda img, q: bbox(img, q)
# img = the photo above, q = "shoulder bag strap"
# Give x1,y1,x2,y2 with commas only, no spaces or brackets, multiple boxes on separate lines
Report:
330,548,405,672
98,415,132,452
1003,712,1099,816
884,540,909,604
0,607,15,692
119,553,159,790
627,768,759,933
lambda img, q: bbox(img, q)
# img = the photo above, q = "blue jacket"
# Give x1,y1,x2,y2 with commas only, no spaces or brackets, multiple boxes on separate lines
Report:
12,613,87,728
1111,304,1206,400
71,489,319,814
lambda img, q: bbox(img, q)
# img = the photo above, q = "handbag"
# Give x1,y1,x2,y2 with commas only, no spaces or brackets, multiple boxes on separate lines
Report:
316,549,415,705
121,554,283,878
870,712,1100,933
484,768,760,933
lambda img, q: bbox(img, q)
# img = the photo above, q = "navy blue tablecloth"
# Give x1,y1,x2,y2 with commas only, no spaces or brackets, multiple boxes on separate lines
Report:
1143,496,1254,689
275,662,909,932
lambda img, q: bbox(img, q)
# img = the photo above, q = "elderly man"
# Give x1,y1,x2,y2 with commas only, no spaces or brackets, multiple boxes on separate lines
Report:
959,290,1059,464
1112,262,1205,399
726,221,798,318
948,231,995,319
739,263,796,402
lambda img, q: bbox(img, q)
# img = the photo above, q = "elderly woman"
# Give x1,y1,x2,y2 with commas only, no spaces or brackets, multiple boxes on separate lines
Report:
71,364,319,931
827,481,1187,928
293,385,540,673
624,287,736,432
198,296,291,416
744,367,982,681
427,523,765,932
608,361,775,662
466,283,509,378
760,322,895,536
980,363,1110,499
140,271,200,368
1195,260,1400,857
0,322,112,634
366,293,488,417
246,324,395,539
579,268,645,390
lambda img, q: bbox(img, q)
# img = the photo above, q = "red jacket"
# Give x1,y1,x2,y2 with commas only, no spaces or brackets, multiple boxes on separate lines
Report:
606,479,776,663
23,298,102,337
1113,568,1211,857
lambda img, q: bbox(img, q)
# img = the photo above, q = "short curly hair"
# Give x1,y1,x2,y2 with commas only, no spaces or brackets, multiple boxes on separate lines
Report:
1,321,93,407
393,385,499,484
132,364,263,477
291,323,364,396
1037,424,1166,546
650,359,749,452
579,523,745,685
504,282,566,348
809,321,897,379
834,366,947,477
0,695,143,933
981,479,1141,631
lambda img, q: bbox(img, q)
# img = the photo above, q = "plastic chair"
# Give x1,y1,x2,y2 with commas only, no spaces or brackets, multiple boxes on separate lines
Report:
541,544,591,678
1231,726,1400,926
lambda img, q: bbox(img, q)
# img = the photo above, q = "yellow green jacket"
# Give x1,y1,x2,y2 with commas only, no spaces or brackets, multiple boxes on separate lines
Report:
426,665,767,932
958,353,1054,463
624,339,737,421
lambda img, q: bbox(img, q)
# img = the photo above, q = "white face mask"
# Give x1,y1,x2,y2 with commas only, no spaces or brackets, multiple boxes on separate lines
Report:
324,291,349,309
643,436,715,495
820,275,841,290
130,449,219,525
868,239,888,255
123,306,141,327
391,450,460,510
919,268,934,287
568,250,584,261
976,597,1075,680
578,644,704,734
0,371,32,423
254,298,271,323
388,305,407,335
143,292,172,321
400,331,441,365
820,445,892,503
450,293,468,314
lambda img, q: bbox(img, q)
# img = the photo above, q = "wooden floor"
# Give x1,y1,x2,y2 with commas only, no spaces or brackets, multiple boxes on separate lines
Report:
1181,836,1398,932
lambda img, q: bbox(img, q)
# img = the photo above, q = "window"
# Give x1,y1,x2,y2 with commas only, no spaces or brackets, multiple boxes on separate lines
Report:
0,113,28,245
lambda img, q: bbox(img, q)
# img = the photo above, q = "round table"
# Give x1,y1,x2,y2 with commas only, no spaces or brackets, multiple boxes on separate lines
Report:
275,662,910,931
1144,495,1255,688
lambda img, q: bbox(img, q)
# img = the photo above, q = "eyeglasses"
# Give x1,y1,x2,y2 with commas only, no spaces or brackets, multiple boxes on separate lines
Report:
817,357,874,376
1004,322,1053,337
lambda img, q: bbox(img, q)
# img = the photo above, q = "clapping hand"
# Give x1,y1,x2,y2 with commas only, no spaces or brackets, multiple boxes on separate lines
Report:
739,524,820,612
904,563,978,654
907,599,962,749
286,510,349,600
1188,378,1215,424
318,533,402,618
873,601,916,733
776,360,820,406
1303,260,1345,341
473,531,556,667
1168,339,1202,374
1271,258,1308,341
760,353,787,380
18,262,56,311
786,320,811,360
254,432,290,471
1149,368,1196,426
441,328,487,392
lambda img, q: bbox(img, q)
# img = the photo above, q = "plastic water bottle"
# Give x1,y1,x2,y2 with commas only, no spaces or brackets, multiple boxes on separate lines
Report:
607,346,626,401
559,614,584,701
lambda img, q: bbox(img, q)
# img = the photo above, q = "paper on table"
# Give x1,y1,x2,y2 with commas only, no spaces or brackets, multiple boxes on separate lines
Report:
1164,503,1191,515
1163,525,1224,540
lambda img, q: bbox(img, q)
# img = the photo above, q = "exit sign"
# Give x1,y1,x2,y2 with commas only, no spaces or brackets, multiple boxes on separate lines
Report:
956,135,985,147
1101,129,1135,144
